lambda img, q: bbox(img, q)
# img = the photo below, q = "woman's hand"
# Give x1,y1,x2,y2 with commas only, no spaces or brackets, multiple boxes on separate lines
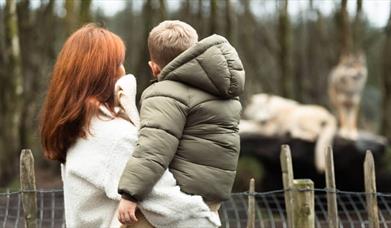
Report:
115,74,140,128
118,198,138,224
115,74,137,100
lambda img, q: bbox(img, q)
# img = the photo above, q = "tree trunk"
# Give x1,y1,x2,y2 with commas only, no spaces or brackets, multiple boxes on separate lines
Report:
64,0,76,35
180,0,191,23
0,8,4,88
338,0,351,56
381,4,391,141
159,0,167,20
24,0,58,169
238,0,267,96
79,0,92,25
304,2,329,105
40,0,56,60
124,0,135,72
278,0,292,98
225,0,237,44
353,0,363,52
197,0,204,36
16,0,30,149
294,12,306,103
1,0,23,186
209,0,217,35
135,0,154,99
309,0,313,10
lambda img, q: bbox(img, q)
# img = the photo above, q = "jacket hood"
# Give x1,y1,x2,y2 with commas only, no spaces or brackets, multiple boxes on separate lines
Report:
158,35,245,98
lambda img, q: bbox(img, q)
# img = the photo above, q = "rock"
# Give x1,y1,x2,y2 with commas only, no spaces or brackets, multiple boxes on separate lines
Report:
239,131,388,192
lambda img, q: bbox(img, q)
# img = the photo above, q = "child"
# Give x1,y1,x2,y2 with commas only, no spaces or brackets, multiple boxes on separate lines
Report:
118,20,245,226
115,74,220,228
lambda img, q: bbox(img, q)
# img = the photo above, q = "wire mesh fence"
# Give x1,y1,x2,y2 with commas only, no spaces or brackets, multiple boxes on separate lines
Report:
225,189,391,228
0,189,64,228
2,188,391,228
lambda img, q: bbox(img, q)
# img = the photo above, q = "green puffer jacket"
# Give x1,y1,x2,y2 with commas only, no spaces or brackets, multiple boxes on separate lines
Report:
118,35,245,202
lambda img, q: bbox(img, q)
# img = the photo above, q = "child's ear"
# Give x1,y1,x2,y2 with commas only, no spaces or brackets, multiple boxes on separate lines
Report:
148,61,161,77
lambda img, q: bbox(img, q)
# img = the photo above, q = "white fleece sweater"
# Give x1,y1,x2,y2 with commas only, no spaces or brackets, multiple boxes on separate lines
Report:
61,107,221,228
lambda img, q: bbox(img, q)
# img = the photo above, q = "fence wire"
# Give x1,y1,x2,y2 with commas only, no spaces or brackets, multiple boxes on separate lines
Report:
2,189,391,228
0,189,64,228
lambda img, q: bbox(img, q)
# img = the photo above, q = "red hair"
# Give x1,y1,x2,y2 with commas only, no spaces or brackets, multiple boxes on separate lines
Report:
40,24,125,163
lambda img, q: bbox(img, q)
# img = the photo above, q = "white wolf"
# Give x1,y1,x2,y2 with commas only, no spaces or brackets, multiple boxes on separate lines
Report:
241,94,337,172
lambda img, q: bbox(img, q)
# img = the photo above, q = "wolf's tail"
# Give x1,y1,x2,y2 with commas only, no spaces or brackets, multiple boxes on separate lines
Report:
315,115,337,173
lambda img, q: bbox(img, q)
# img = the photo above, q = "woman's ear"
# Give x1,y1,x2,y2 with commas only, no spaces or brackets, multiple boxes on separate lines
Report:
148,61,161,78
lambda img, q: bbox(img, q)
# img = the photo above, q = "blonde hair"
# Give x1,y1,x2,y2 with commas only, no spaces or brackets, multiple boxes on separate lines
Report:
148,20,198,68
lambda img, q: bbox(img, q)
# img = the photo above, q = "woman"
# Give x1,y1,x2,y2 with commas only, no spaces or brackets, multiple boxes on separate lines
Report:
40,24,219,228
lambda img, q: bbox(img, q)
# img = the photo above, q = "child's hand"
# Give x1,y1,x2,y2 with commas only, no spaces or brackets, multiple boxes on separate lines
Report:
118,198,138,224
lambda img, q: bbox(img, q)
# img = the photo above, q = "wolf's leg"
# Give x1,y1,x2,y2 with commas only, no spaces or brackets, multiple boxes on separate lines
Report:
347,104,359,139
337,104,350,138
338,103,358,139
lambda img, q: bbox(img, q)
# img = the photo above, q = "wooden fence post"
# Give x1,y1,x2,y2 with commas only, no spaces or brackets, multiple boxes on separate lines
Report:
20,149,37,228
280,144,294,228
246,178,255,228
292,179,315,228
364,150,379,228
325,146,339,228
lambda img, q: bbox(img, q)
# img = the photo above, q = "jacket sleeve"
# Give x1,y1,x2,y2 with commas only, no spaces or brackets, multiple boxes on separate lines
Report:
118,94,188,201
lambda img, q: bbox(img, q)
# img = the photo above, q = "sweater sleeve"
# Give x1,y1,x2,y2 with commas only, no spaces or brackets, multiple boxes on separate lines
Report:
104,129,138,201
65,127,138,202
118,95,188,201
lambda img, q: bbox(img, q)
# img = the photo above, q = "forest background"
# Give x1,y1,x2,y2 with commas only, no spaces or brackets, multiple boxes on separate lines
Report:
1,0,390,190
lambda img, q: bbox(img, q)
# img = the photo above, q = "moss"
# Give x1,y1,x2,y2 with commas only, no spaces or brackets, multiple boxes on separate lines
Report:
232,156,263,192
381,146,391,173
4,175,19,190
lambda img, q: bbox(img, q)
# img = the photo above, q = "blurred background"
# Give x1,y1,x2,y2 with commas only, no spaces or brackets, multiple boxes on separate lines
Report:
1,0,391,191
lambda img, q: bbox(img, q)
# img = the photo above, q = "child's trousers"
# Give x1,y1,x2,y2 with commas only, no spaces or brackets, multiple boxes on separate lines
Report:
120,210,154,228
121,202,221,228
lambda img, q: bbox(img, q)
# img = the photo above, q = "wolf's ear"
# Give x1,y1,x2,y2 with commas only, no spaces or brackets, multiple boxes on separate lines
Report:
356,51,366,64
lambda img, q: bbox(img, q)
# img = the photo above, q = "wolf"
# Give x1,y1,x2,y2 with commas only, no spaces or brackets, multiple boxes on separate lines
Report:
328,53,367,139
241,94,337,172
